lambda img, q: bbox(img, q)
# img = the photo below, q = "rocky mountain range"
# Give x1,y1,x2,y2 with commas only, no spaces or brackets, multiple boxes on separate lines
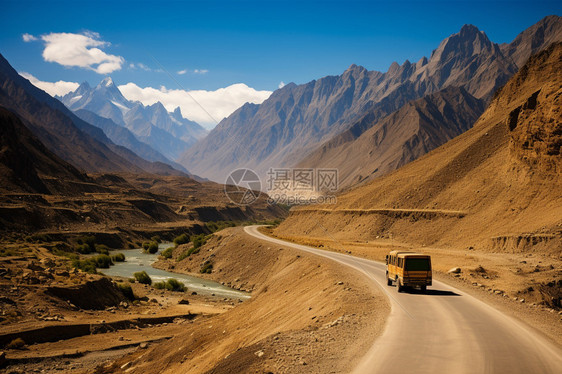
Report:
278,41,562,253
60,78,208,161
298,86,486,188
179,15,562,183
0,53,185,176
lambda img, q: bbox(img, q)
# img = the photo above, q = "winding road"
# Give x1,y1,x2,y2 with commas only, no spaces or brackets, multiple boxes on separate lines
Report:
244,225,562,374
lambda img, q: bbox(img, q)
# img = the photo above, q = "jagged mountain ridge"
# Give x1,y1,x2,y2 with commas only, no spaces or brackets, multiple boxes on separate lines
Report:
73,109,189,174
60,79,208,160
298,86,486,188
278,42,562,253
0,53,186,176
179,15,561,183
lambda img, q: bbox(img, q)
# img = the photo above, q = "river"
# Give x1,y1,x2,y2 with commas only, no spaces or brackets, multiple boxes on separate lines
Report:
101,243,250,300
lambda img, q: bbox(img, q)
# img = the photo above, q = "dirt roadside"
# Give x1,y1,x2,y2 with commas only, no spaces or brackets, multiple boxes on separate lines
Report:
99,226,390,374
269,227,562,347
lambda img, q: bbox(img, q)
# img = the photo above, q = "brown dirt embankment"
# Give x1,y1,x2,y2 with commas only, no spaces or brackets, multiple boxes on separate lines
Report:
103,227,390,374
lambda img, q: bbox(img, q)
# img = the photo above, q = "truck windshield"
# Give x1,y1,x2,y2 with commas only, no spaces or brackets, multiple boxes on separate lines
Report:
405,258,430,271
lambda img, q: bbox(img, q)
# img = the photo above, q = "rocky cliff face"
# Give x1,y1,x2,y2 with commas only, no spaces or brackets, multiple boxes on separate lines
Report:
298,86,486,188
180,17,561,182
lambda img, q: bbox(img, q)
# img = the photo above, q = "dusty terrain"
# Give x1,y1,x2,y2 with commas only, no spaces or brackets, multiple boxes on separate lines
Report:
0,244,238,373
95,226,389,374
274,43,562,346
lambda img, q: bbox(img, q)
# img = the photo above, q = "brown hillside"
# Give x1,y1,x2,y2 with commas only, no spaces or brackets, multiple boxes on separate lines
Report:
277,42,562,254
0,107,99,196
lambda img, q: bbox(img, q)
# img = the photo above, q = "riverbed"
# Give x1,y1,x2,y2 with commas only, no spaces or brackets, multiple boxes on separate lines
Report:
102,243,250,300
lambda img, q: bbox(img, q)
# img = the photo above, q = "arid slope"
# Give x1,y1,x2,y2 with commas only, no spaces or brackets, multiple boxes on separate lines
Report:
277,42,562,254
104,227,389,374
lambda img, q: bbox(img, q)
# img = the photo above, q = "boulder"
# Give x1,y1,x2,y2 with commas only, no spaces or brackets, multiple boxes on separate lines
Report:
448,267,461,274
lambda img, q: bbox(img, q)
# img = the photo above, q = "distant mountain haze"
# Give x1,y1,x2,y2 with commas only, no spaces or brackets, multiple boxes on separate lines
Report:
0,53,188,176
60,78,208,161
298,86,486,188
179,16,562,184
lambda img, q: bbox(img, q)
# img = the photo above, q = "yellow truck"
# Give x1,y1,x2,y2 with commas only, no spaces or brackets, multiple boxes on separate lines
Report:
386,250,432,292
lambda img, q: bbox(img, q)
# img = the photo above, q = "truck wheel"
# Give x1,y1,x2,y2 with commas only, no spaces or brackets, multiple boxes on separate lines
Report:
421,285,427,293
396,279,403,293
387,277,392,286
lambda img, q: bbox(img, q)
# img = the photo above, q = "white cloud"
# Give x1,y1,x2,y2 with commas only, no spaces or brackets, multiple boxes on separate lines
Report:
39,32,124,74
20,72,79,97
22,33,37,42
278,81,285,89
177,68,208,75
130,62,151,71
118,82,272,128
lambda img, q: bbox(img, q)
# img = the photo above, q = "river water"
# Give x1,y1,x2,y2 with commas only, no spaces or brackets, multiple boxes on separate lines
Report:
101,243,250,300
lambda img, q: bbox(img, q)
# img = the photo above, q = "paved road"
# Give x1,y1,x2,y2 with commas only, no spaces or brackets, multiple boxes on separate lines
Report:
244,225,562,374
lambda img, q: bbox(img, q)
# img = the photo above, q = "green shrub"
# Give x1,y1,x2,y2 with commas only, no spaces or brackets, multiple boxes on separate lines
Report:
153,278,185,292
161,247,174,259
142,241,159,254
173,233,190,247
111,252,126,262
75,243,92,254
200,261,213,274
205,221,236,233
77,235,96,248
151,235,161,243
95,244,110,255
71,254,113,273
116,282,135,300
93,254,113,268
165,278,186,292
6,337,25,349
191,234,208,250
71,258,97,273
177,251,188,262
134,271,152,285
153,281,165,289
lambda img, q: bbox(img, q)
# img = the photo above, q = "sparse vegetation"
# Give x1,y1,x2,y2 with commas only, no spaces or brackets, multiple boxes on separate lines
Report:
161,246,174,259
116,282,135,300
134,270,152,285
173,233,190,247
71,254,113,273
191,234,208,251
174,233,211,262
153,278,186,292
142,241,159,254
151,235,161,243
205,220,236,233
95,244,110,255
111,252,126,262
200,261,213,274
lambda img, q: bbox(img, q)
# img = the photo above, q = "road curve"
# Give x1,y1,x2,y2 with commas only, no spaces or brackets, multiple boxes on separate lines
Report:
244,225,562,374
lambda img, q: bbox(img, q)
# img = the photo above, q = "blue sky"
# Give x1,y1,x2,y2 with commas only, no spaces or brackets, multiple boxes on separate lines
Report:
1,0,560,126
